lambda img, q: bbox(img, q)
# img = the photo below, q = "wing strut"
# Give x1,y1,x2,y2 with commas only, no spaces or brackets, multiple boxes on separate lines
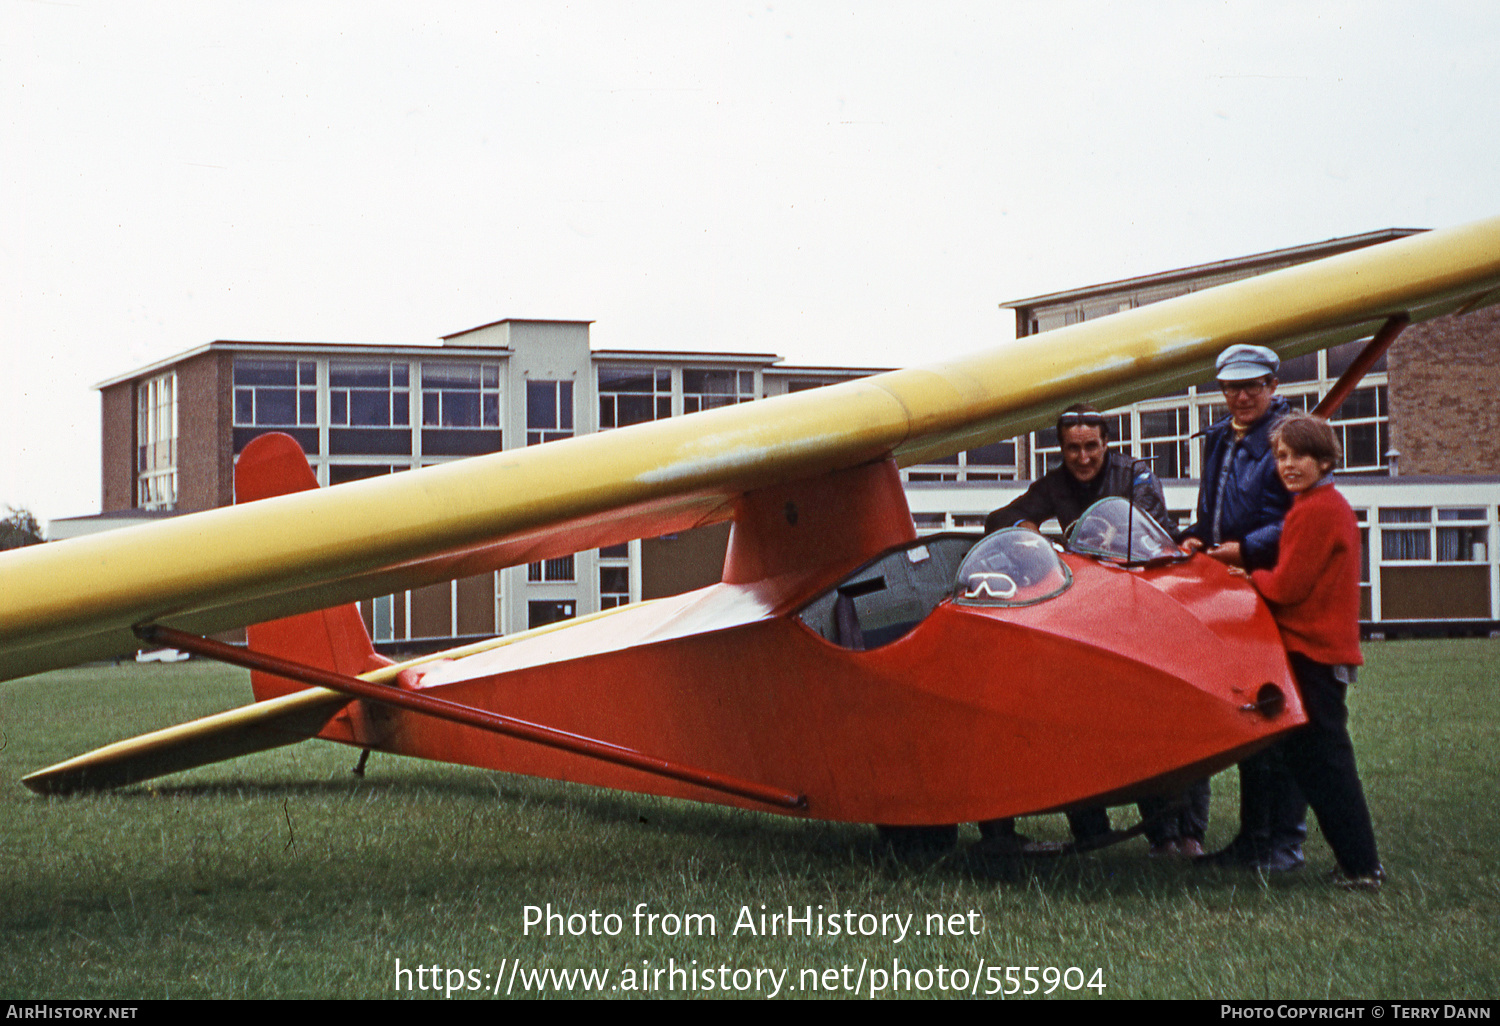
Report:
137,625,808,812
1312,314,1408,420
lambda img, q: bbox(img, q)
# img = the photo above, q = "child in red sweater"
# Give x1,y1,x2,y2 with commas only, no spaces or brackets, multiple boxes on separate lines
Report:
1229,413,1383,889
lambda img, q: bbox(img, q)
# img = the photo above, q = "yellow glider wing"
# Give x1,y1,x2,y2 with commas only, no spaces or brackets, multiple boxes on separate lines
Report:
3,216,1499,683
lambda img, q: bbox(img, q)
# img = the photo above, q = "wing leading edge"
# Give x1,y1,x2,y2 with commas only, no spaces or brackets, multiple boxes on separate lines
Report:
3,216,1499,683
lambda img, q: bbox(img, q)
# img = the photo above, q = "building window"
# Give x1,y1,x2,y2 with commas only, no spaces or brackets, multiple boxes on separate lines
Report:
528,555,575,583
330,360,409,427
683,369,755,413
912,513,947,532
786,379,831,393
908,448,958,482
419,362,501,457
1196,385,1389,475
528,600,576,629
599,565,630,609
372,594,395,643
1437,508,1489,563
963,441,1018,480
1278,351,1319,383
422,363,500,428
329,464,404,486
1379,508,1432,561
1137,406,1191,478
234,358,317,426
137,371,177,510
1198,401,1230,434
905,440,1022,483
1327,386,1388,473
527,380,574,445
598,544,631,609
1327,338,1387,378
1375,504,1493,622
599,367,671,428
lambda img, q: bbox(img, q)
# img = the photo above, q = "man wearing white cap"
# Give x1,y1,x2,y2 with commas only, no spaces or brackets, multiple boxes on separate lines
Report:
1185,343,1307,872
1183,344,1294,571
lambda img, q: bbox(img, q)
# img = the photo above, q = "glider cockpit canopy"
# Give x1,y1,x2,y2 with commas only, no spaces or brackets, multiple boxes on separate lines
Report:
954,528,1073,607
1066,496,1187,566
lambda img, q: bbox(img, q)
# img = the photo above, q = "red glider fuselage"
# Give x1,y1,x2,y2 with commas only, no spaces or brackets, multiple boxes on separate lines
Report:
291,456,1302,826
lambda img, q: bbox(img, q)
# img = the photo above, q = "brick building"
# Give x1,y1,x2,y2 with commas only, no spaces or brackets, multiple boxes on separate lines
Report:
88,321,881,646
1386,304,1500,476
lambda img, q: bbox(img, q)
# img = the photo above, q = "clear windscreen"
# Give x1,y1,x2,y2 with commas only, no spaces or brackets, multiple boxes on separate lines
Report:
954,527,1073,607
1065,496,1185,564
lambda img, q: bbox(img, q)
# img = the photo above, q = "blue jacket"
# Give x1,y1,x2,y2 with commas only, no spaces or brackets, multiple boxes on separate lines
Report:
1186,398,1292,571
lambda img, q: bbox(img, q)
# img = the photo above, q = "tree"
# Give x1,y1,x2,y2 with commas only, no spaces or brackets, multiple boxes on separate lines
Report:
1,505,45,549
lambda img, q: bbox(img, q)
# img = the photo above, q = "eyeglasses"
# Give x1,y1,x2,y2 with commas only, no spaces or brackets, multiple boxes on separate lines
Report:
1219,381,1269,397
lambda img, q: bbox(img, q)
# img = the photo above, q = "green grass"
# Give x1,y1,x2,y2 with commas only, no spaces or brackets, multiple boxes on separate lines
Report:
1,642,1498,999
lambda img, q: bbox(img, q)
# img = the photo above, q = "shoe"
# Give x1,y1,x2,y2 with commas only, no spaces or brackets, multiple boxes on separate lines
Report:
1331,865,1385,891
1176,838,1206,858
1197,839,1303,872
1197,836,1258,867
1259,844,1305,873
1149,840,1180,858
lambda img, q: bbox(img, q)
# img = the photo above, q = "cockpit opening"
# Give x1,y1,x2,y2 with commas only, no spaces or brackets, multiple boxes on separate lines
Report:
797,534,976,651
798,498,1174,652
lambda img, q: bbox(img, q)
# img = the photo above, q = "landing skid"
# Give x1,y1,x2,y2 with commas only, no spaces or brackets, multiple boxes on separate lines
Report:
880,802,1186,860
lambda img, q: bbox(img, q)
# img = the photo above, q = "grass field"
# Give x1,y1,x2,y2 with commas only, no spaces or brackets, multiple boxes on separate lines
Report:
2,639,1497,1000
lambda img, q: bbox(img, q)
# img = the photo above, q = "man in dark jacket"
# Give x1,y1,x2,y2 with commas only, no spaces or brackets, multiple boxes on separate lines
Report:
1183,350,1293,571
979,403,1184,854
1185,344,1306,872
986,405,1176,539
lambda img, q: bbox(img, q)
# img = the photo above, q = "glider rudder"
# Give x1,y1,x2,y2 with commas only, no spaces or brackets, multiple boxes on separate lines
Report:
235,433,397,703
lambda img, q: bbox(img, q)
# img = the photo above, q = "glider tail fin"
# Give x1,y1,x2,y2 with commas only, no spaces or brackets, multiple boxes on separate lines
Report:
235,432,393,701
246,606,391,703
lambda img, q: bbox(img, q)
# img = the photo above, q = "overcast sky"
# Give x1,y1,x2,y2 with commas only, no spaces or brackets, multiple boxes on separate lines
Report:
4,2,1497,524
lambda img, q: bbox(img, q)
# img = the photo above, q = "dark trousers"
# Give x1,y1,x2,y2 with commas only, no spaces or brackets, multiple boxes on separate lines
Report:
1280,653,1381,875
1235,741,1308,855
1139,777,1211,846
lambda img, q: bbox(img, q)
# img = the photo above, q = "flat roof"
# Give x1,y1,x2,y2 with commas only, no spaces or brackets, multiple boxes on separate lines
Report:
764,364,891,376
594,349,782,365
1002,228,1427,309
440,317,594,339
94,338,850,390
94,340,517,389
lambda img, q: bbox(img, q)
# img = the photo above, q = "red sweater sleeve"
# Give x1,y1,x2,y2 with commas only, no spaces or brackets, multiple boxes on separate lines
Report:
1249,500,1327,607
